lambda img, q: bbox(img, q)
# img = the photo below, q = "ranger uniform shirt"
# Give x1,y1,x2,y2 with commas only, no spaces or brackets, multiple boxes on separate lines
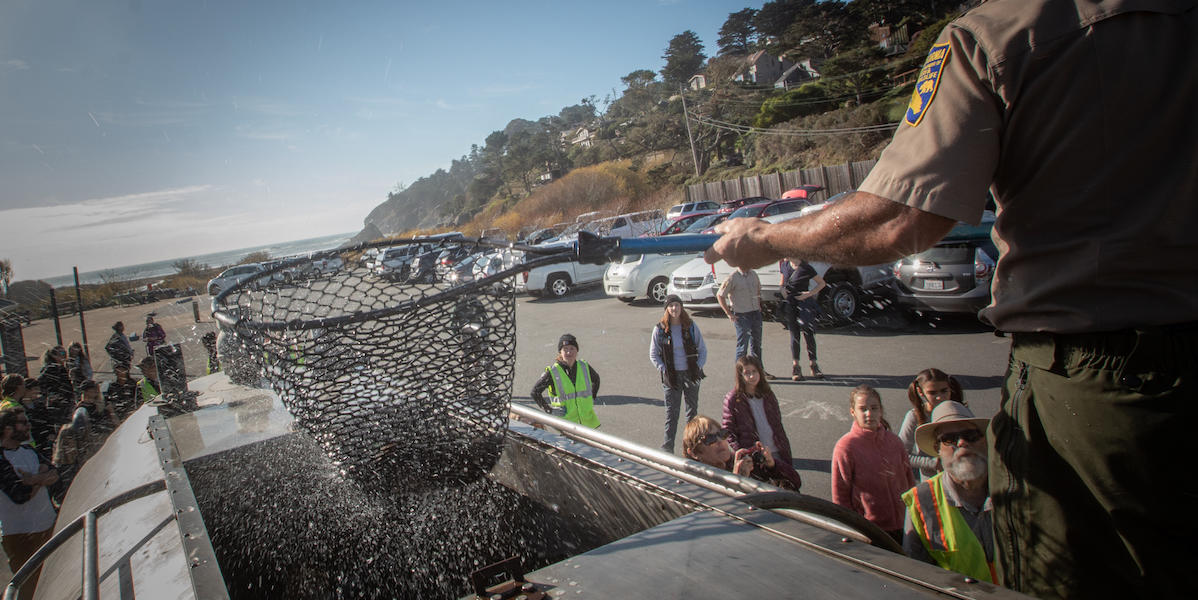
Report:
859,0,1198,333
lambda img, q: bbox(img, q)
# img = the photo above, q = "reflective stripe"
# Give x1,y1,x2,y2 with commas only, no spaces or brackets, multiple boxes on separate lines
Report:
545,360,599,428
902,473,993,582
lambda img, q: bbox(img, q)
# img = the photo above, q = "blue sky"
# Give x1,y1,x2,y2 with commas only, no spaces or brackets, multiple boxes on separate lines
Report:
1,0,751,281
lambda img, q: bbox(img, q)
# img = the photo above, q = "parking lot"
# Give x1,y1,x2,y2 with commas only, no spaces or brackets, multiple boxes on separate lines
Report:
511,285,1009,503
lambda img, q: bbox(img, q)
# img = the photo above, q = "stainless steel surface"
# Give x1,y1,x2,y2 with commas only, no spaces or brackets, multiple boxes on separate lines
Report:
81,513,97,600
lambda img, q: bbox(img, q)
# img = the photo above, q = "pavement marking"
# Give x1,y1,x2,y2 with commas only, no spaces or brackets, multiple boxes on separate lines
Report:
785,400,849,421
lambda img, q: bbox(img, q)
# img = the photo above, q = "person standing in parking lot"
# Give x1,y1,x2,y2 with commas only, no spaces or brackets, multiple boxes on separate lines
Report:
530,334,601,428
779,258,825,381
142,314,166,357
704,1,1197,596
716,265,774,379
649,295,707,453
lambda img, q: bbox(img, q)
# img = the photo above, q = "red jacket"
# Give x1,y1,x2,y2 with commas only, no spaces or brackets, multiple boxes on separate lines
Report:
831,422,916,531
721,389,803,490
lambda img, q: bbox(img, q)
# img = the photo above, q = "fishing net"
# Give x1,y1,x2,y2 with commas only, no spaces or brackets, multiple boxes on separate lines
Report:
212,238,544,494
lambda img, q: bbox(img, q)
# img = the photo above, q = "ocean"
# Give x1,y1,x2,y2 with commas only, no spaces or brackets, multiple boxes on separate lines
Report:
44,231,357,288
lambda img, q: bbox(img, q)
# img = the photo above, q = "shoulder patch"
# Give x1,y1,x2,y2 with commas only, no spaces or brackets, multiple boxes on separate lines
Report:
905,42,951,127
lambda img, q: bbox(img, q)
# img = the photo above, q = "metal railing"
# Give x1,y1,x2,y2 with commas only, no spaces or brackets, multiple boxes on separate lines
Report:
3,480,166,600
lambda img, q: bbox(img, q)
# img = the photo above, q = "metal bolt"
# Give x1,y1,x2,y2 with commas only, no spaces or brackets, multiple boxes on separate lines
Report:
840,537,851,543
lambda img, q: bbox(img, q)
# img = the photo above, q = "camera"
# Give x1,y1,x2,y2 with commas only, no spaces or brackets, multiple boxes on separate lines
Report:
751,450,766,467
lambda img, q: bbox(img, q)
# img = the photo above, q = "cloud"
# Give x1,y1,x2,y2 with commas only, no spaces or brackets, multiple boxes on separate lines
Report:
234,124,300,141
2,59,30,71
433,98,484,111
233,97,311,117
33,185,218,231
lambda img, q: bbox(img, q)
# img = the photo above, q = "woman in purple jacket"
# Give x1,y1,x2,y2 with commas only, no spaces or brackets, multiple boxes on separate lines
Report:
721,355,803,491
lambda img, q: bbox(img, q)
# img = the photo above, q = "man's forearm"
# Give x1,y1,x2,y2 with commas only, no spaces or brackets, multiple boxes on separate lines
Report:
708,192,957,269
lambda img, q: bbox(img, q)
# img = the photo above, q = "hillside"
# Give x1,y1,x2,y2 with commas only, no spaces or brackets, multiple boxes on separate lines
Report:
357,0,963,240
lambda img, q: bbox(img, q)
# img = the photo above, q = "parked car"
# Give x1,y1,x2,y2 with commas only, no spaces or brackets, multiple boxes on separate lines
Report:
604,250,703,304
374,245,423,281
587,210,665,239
717,196,771,214
515,241,608,298
653,211,715,236
666,210,894,324
207,264,264,296
781,185,824,200
444,253,483,285
409,248,444,283
891,212,998,316
666,201,720,218
685,213,729,234
520,226,563,246
434,245,474,280
726,199,809,220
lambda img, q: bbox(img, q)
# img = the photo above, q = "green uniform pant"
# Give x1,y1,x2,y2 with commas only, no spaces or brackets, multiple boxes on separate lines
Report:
990,327,1197,599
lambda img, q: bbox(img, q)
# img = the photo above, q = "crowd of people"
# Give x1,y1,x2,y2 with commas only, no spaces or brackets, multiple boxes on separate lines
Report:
528,292,993,582
0,316,178,599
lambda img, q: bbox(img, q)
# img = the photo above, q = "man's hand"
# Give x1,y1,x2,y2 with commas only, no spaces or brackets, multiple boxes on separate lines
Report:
755,442,777,468
705,217,780,270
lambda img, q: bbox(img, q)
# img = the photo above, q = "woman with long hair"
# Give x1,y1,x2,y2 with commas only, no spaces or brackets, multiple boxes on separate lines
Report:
898,368,965,481
720,355,803,490
649,295,707,453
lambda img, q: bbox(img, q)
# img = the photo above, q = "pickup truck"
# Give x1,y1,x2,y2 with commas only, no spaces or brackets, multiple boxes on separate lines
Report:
514,241,609,298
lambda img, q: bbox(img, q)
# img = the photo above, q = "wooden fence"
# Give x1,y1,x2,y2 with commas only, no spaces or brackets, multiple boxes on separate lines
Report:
684,159,878,203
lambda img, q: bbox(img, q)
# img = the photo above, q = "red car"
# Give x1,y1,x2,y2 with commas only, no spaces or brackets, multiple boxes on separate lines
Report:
652,211,716,236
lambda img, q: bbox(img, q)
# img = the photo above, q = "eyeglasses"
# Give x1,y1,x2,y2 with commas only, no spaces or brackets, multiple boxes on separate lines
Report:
700,428,729,446
937,428,983,446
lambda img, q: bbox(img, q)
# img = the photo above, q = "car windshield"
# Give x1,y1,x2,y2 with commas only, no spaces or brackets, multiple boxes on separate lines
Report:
685,214,726,232
728,204,766,219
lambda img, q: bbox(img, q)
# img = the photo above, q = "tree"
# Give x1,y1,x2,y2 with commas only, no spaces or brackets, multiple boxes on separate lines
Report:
661,31,707,88
717,8,758,56
239,251,271,265
0,258,11,297
172,258,208,277
782,1,864,59
754,0,813,42
820,46,888,106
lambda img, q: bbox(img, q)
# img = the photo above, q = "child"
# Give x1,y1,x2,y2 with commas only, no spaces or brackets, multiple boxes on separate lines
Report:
721,355,803,490
529,334,601,428
202,331,221,374
831,384,916,542
898,368,966,481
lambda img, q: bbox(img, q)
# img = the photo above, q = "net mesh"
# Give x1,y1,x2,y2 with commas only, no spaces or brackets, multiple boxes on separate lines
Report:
214,239,520,493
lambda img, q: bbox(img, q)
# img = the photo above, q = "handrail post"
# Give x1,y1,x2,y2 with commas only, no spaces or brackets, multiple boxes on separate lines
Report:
82,511,99,600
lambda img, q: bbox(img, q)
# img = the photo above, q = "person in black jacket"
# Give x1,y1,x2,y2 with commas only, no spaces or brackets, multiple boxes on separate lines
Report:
104,321,134,372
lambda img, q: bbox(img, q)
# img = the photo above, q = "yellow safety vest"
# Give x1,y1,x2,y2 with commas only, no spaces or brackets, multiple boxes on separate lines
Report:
902,472,995,583
547,360,600,429
138,378,160,404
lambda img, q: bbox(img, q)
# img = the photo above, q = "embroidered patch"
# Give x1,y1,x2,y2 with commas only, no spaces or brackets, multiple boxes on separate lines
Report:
905,42,951,127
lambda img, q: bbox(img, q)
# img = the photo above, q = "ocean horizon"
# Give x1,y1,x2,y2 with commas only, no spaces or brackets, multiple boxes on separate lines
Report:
43,231,357,288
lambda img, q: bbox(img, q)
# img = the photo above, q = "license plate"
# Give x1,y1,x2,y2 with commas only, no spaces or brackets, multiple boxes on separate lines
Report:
607,286,619,293
924,279,944,290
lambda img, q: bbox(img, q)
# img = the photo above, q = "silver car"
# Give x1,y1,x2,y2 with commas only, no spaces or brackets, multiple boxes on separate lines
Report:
891,213,998,315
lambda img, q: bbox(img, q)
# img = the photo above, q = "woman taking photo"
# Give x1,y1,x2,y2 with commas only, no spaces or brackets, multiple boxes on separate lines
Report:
649,295,707,453
721,355,803,490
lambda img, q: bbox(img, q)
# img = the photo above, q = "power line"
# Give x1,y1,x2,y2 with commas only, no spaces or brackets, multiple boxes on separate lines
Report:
686,110,899,137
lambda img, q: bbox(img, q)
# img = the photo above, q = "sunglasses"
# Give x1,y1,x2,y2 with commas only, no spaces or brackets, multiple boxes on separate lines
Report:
700,428,729,446
937,428,984,446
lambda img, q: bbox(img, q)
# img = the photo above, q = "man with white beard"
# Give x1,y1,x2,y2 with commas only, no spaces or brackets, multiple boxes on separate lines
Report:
902,401,994,583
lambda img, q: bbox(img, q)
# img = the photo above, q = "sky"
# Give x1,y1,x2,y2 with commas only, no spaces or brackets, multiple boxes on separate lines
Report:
0,0,752,281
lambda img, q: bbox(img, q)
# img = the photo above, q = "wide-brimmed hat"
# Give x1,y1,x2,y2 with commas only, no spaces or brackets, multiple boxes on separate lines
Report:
915,401,989,456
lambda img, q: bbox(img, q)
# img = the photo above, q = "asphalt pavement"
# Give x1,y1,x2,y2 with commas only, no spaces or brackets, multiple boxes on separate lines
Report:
511,284,1011,503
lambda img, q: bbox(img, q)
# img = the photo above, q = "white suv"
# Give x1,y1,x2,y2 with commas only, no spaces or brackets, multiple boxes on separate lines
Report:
604,251,702,304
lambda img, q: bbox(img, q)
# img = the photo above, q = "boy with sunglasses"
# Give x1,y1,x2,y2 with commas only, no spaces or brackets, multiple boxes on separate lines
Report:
902,401,994,583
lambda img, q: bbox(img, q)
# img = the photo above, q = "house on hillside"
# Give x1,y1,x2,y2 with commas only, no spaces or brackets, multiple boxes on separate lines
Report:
688,73,707,90
774,57,823,90
560,126,596,149
733,50,794,86
869,23,910,55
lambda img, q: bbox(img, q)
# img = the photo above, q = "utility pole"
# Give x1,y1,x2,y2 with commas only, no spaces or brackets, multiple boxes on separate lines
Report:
680,88,701,177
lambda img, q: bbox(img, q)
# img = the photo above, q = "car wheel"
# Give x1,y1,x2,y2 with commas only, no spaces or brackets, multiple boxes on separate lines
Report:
547,274,571,298
648,277,669,304
822,283,860,324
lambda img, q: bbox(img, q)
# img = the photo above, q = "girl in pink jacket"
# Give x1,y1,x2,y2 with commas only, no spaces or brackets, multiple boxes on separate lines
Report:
831,384,916,543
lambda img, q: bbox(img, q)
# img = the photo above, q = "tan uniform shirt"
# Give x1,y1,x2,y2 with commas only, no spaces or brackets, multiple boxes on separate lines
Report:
717,270,761,314
859,0,1198,333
